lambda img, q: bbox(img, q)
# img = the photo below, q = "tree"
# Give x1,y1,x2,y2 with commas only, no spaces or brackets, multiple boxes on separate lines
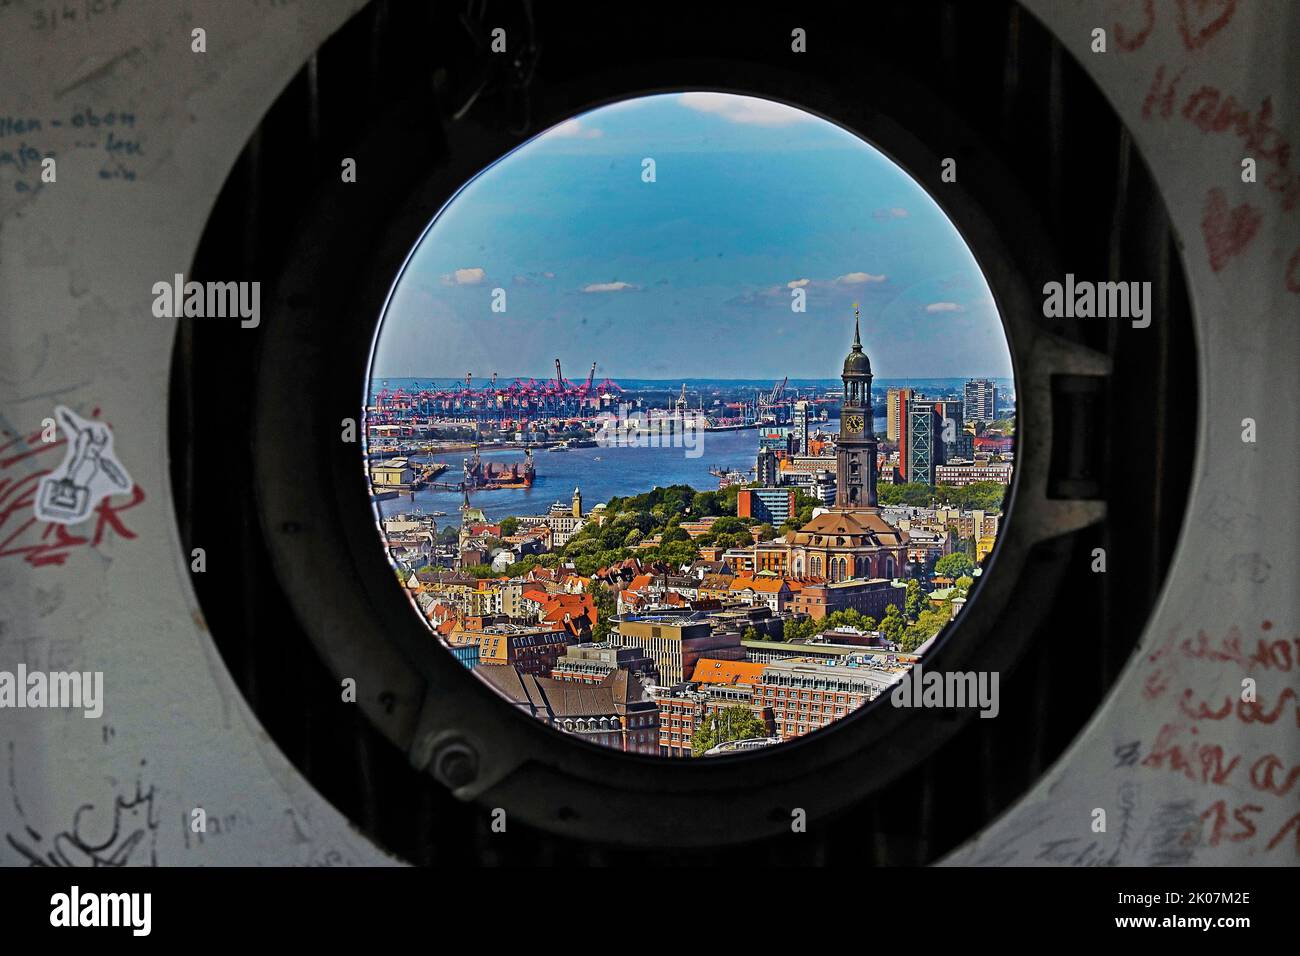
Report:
904,579,925,621
691,491,718,517
880,603,905,645
692,706,769,756
499,516,519,537
590,584,616,643
715,531,753,550
954,574,974,593
661,526,693,545
753,523,778,542
742,626,760,642
501,555,543,577
900,608,950,652
878,482,934,508
934,551,976,580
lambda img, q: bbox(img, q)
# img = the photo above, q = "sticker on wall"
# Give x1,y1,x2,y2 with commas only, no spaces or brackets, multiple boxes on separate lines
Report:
34,406,134,525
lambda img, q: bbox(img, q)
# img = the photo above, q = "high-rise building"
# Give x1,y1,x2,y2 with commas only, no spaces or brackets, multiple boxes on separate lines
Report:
886,387,913,443
792,400,811,454
756,446,778,487
907,403,945,486
737,488,797,526
964,379,998,424
936,399,964,461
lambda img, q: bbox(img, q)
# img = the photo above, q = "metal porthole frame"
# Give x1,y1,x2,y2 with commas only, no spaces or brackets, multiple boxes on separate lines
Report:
177,41,1194,850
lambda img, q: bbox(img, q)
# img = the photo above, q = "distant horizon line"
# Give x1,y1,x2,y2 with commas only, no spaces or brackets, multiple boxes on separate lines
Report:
370,375,1015,384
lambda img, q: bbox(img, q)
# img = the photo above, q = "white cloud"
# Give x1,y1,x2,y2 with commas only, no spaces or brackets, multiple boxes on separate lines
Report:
546,119,604,140
786,278,811,289
512,271,559,286
678,92,809,127
442,267,486,286
925,301,965,313
836,272,887,285
873,207,910,219
583,281,638,293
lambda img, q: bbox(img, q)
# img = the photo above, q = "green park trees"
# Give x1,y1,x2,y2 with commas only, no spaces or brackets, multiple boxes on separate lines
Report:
691,706,770,755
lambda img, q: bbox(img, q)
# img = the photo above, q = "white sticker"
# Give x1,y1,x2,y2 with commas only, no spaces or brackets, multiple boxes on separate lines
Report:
34,406,134,525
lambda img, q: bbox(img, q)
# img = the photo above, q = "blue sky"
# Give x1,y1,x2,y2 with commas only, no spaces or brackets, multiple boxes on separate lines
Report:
372,92,1013,381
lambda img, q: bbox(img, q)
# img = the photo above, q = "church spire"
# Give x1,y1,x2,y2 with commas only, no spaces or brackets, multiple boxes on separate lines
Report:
842,303,871,377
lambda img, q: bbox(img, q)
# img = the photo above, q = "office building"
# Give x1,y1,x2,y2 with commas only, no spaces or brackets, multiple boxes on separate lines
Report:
964,378,998,424
737,487,796,526
792,400,812,454
934,461,1013,486
612,615,744,686
907,402,945,486
756,446,779,487
886,387,913,443
936,399,965,461
752,659,893,741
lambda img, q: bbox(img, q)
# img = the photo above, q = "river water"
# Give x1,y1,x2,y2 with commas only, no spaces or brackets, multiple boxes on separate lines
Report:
374,424,836,523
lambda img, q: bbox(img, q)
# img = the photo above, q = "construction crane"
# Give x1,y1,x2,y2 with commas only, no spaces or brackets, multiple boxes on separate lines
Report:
767,376,787,405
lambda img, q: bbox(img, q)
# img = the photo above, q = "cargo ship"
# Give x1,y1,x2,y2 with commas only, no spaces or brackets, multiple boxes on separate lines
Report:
709,465,750,489
463,446,535,490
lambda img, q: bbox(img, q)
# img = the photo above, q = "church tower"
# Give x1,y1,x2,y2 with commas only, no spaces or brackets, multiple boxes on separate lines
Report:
572,486,583,518
835,305,878,509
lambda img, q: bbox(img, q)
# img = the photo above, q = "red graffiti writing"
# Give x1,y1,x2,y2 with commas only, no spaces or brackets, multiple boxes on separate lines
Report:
1142,723,1240,785
1111,0,1155,51
1141,65,1300,291
1195,800,1300,853
1250,754,1300,798
1200,187,1261,270
1109,0,1237,52
1147,622,1300,672
1195,799,1261,846
1178,686,1300,728
0,419,145,567
1175,0,1238,51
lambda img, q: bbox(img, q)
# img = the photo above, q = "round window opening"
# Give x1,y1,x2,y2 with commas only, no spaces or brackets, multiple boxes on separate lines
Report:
364,92,1016,759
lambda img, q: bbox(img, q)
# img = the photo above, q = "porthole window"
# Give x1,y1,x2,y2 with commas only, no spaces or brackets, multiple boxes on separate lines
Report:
365,91,1017,760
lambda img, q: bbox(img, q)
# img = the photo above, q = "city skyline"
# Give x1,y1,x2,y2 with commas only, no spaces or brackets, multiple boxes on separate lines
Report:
373,92,1014,381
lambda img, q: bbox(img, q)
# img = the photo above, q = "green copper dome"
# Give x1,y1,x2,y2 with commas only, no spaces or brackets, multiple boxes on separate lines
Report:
843,309,871,376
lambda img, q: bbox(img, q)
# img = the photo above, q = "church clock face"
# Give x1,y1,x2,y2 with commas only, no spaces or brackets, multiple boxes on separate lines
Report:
845,415,864,433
